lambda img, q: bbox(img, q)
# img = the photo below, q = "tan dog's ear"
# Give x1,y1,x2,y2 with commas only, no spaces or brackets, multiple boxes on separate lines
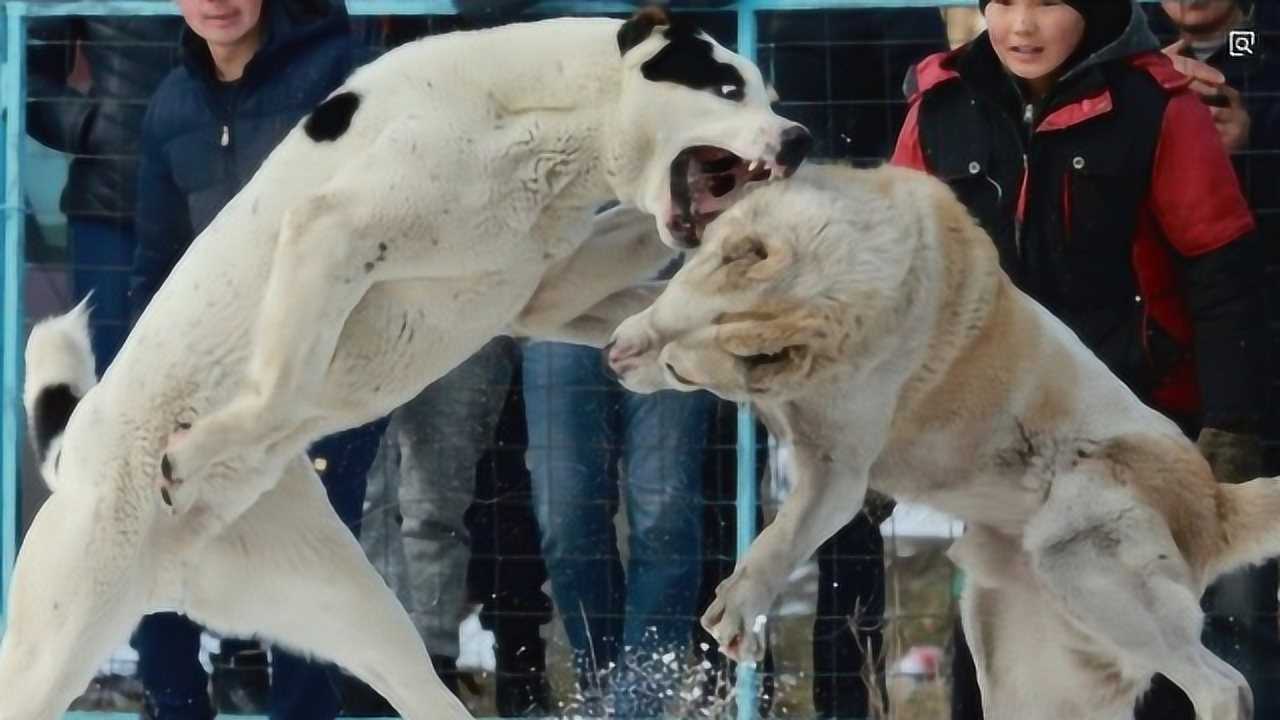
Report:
719,316,824,358
718,315,832,389
720,235,792,282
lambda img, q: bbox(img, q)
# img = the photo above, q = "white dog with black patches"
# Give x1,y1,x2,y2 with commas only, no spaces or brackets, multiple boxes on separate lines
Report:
0,8,808,719
608,164,1277,720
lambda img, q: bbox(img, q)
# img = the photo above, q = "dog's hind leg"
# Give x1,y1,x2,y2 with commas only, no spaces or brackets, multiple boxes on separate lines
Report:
958,562,1142,719
160,115,507,490
1026,474,1253,720
184,456,470,720
0,491,152,720
158,184,382,491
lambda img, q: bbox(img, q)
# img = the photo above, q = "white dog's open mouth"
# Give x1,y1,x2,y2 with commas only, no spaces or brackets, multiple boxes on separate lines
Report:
668,146,779,247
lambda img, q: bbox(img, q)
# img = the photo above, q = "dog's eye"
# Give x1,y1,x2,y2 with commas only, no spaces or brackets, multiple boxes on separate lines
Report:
715,83,744,101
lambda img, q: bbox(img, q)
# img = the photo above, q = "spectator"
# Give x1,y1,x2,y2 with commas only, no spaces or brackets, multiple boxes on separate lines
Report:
359,337,552,716
1152,1,1280,268
127,1,384,718
523,332,715,718
892,1,1266,718
465,361,556,716
1142,2,1280,717
27,14,182,372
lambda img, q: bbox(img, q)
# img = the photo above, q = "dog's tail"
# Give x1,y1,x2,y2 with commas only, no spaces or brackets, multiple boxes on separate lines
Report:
1208,476,1280,581
23,295,97,490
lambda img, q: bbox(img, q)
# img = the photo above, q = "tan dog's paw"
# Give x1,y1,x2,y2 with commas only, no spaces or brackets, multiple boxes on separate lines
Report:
606,318,654,370
700,566,774,663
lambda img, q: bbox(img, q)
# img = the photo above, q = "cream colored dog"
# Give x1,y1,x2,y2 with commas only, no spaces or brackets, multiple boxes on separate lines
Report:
607,164,1278,720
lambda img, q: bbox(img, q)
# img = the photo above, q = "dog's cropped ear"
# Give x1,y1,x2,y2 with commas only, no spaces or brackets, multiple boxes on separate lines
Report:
618,4,673,55
721,234,793,282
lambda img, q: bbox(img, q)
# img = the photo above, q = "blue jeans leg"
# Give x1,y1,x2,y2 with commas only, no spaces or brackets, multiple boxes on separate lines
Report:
616,388,712,717
523,342,625,688
68,218,134,373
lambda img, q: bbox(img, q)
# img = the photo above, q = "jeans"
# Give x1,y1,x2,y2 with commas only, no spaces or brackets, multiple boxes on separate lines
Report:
68,218,134,373
133,419,385,720
523,341,714,718
361,337,517,657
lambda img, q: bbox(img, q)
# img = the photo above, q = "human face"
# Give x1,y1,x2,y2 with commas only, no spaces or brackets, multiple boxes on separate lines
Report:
985,0,1086,97
1160,1,1239,35
176,0,264,51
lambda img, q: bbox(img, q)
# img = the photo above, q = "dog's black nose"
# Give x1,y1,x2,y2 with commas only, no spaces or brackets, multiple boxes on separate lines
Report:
777,125,812,174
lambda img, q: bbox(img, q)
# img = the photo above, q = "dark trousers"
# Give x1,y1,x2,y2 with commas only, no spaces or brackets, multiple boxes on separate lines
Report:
467,368,553,716
68,218,133,373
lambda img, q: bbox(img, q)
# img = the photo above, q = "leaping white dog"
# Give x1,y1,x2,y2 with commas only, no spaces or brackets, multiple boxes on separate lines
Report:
0,8,808,719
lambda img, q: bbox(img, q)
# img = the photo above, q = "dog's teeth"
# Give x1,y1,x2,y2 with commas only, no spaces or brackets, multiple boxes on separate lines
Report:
748,159,761,173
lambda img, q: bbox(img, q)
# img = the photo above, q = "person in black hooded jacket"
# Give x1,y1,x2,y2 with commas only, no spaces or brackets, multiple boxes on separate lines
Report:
1144,5,1280,717
892,1,1267,718
27,15,183,373
127,1,382,718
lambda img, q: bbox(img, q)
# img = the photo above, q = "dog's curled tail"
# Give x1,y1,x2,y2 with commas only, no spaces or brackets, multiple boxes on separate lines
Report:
23,295,97,490
1208,475,1280,582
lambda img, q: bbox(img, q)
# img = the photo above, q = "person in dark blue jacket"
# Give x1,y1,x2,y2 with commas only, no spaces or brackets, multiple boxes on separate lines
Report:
127,1,382,718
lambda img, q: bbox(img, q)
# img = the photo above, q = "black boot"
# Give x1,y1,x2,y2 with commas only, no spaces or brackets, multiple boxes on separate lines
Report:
432,654,461,697
209,643,269,715
495,633,550,717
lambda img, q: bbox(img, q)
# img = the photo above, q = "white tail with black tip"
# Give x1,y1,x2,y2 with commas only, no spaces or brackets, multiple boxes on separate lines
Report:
23,295,97,490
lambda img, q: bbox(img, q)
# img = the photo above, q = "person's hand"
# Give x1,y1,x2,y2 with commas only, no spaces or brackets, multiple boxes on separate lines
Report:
1162,39,1227,97
1208,83,1252,153
1162,40,1250,152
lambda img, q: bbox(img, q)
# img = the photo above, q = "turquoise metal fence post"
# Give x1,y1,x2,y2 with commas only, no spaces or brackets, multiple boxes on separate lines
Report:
734,8,761,720
0,1,28,636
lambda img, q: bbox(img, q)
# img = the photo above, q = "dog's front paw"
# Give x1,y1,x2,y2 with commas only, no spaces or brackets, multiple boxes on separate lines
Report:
606,328,653,373
606,314,669,393
701,565,776,663
160,417,225,499
157,421,193,510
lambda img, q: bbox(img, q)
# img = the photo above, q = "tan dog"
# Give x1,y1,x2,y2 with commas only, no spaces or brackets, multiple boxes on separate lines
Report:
607,164,1277,720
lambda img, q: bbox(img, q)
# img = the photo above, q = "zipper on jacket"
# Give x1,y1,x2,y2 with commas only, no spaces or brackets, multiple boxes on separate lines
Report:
992,100,1031,261
1014,153,1028,256
219,116,234,183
